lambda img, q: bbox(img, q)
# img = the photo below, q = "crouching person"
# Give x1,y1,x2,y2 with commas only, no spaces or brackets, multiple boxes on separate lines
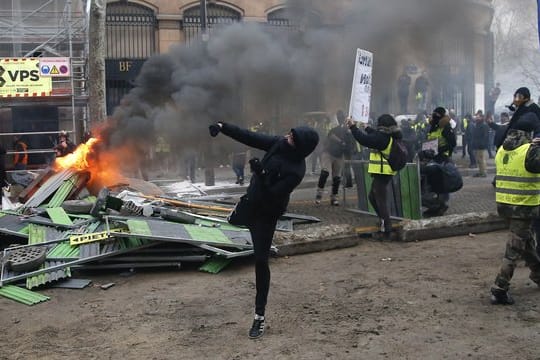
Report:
208,121,319,338
491,129,540,305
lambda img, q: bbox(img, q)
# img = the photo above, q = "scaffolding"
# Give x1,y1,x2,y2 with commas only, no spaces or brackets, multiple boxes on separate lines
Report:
0,0,89,169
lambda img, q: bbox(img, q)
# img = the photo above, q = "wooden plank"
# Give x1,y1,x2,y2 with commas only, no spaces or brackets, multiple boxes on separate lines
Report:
18,168,55,203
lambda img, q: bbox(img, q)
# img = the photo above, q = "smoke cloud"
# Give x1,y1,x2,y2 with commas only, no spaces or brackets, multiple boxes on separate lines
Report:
104,0,483,169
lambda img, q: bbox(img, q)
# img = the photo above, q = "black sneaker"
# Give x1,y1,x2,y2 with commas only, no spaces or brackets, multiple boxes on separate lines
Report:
490,288,515,305
249,316,265,339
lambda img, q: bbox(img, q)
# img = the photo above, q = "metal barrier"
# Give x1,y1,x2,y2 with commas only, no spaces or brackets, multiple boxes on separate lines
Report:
343,160,422,220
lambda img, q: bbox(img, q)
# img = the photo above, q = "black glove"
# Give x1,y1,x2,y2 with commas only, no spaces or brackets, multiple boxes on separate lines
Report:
249,157,263,175
209,124,221,137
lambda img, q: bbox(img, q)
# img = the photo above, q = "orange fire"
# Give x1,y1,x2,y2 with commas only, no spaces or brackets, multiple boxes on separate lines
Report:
54,137,100,171
53,135,131,191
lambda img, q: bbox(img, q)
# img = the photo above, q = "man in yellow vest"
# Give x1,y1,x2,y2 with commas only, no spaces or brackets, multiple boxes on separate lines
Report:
491,129,540,305
346,114,402,238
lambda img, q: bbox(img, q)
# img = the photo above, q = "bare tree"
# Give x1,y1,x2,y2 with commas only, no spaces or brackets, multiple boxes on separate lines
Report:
492,0,540,94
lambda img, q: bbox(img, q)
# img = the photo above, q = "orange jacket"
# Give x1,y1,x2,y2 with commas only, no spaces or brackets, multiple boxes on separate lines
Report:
14,140,28,165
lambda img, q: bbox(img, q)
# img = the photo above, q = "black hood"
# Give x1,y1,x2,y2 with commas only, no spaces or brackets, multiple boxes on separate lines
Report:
291,126,319,158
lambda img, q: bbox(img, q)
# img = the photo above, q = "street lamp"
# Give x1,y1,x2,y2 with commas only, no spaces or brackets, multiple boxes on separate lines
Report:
200,0,215,186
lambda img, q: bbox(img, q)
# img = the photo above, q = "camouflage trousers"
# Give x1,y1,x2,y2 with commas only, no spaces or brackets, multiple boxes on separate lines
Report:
493,218,540,291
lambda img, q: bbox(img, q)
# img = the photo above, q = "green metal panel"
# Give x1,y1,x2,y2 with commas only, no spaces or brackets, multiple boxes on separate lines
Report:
46,208,74,226
399,164,422,219
185,226,232,244
47,175,78,208
127,220,152,235
362,164,375,213
28,224,46,243
47,242,80,258
199,256,232,274
349,161,421,219
0,285,50,305
195,219,248,231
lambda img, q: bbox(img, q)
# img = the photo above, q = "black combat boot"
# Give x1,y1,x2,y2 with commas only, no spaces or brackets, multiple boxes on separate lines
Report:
331,176,341,206
490,288,514,305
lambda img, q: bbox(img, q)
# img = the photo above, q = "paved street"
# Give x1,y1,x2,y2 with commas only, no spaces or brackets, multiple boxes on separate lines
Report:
156,153,499,228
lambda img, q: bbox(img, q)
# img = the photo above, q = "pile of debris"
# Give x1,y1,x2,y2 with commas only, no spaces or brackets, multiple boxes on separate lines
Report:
0,167,319,305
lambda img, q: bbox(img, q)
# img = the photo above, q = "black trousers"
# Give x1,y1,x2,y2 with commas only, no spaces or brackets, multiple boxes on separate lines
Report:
249,214,278,316
369,174,393,232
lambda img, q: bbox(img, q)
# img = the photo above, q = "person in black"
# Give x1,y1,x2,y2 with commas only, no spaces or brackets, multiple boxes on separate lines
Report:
400,119,417,162
421,107,457,217
0,143,7,189
397,70,411,114
54,131,76,157
315,110,355,206
498,87,540,147
345,114,402,238
208,121,319,339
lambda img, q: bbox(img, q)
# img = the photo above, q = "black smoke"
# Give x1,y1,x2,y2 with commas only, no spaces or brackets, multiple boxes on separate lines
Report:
104,0,482,168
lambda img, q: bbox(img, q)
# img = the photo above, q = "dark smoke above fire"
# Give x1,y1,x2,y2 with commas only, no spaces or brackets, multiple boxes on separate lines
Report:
104,0,477,163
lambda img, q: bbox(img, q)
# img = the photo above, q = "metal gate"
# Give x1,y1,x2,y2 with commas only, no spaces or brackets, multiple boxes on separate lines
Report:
105,1,157,114
264,8,325,127
182,4,241,44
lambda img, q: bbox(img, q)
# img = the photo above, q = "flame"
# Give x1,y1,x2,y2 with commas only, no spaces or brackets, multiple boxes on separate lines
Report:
54,138,100,171
53,135,132,191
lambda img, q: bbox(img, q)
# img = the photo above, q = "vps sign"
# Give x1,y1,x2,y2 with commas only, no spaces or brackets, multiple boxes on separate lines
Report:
0,58,52,98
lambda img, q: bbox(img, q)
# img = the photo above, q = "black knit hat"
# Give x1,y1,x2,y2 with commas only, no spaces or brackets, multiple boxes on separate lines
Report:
514,87,530,99
377,114,397,127
433,107,448,118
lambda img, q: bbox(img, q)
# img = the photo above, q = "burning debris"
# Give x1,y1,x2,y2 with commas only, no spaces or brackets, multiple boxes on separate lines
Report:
0,142,320,305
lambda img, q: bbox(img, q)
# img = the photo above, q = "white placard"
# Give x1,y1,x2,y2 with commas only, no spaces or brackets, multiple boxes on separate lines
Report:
348,49,373,123
422,139,439,153
39,57,71,77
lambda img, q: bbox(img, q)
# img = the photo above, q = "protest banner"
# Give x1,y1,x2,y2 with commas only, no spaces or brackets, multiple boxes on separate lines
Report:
348,49,373,123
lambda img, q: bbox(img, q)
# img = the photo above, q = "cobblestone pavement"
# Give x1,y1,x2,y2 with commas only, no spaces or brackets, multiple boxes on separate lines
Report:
156,155,499,228
289,152,497,225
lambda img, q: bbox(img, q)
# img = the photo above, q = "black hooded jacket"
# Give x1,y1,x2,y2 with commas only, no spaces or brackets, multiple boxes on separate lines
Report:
499,101,540,147
348,124,402,152
220,123,319,217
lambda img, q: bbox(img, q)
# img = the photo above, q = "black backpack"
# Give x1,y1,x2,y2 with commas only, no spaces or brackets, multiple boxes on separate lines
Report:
381,137,408,172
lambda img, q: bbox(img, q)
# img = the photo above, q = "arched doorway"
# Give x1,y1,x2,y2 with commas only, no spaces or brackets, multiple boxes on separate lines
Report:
182,3,242,44
105,1,157,114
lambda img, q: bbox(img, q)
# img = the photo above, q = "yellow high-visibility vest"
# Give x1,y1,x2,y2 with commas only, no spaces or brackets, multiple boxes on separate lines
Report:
427,128,449,156
368,137,396,175
462,118,468,130
155,137,171,153
495,143,540,206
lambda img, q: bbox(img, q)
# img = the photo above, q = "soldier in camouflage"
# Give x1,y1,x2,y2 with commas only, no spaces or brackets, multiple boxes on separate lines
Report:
491,129,540,305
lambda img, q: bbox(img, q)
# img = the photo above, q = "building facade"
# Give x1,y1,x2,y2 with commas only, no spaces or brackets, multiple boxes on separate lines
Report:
104,0,494,118
0,0,494,159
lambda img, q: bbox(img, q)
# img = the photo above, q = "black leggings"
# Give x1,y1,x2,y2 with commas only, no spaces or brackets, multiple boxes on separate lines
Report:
368,174,393,232
249,215,278,316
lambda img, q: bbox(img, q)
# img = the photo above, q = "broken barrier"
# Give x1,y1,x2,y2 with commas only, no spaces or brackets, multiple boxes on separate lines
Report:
343,160,422,220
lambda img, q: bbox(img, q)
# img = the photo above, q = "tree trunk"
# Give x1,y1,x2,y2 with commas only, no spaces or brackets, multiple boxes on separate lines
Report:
88,0,107,124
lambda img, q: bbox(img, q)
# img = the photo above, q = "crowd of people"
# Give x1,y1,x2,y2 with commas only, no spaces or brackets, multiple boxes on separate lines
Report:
214,84,540,337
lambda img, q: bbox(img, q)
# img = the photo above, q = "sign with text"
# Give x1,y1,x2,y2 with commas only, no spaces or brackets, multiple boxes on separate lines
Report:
0,58,52,97
348,49,373,123
39,57,71,77
105,59,145,80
